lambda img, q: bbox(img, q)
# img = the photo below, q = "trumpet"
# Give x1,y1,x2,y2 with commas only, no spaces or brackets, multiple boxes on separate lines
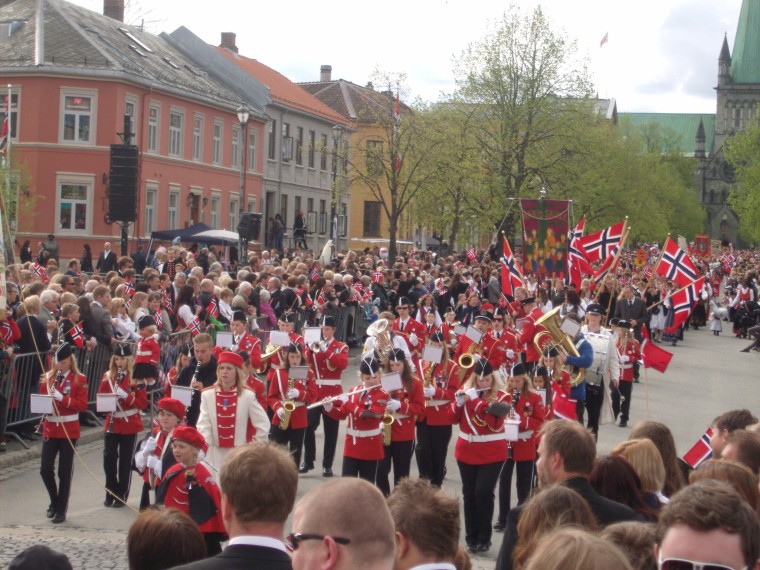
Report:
280,376,296,430
458,340,482,371
310,340,327,353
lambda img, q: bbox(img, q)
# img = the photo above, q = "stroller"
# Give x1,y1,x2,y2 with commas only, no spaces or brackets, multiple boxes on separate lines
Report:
733,301,760,338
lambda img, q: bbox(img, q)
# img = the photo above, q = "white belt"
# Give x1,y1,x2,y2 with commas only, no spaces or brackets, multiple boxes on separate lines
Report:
459,432,505,443
318,379,342,386
391,413,409,420
136,351,153,356
621,364,633,370
427,399,448,407
518,430,534,440
46,414,79,423
346,427,382,438
113,409,139,419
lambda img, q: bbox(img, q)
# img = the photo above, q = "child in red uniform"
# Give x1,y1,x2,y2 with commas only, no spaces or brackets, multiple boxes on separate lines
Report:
39,343,89,524
612,320,641,428
133,315,160,386
98,343,147,507
156,426,226,556
164,343,191,398
133,397,184,510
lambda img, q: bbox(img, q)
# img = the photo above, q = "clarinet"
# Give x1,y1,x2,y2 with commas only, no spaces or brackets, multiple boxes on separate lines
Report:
107,368,125,434
190,360,202,395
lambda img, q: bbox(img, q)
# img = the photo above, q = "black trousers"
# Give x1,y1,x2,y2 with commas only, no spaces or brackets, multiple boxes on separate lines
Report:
612,381,633,423
342,456,378,484
304,407,339,469
585,384,604,437
457,460,502,547
269,425,306,467
415,421,452,487
40,437,77,517
375,439,414,497
575,399,586,424
496,458,535,525
103,432,138,504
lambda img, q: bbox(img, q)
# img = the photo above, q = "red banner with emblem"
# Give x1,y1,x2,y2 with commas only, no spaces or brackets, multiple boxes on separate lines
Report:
694,234,710,258
519,199,570,278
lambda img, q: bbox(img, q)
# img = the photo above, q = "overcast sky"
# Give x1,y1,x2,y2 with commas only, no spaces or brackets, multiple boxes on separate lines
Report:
69,0,744,113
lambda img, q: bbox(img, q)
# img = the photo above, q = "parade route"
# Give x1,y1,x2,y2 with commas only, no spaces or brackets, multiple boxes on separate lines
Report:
1,323,757,569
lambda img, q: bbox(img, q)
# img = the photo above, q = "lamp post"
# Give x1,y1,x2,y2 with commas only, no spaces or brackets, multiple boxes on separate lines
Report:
236,105,250,267
331,124,344,253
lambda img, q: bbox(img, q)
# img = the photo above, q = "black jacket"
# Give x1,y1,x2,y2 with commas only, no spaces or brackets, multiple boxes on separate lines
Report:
176,356,218,428
172,544,292,570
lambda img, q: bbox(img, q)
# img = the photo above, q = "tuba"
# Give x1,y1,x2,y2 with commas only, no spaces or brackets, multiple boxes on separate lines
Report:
254,344,282,374
533,307,585,386
367,318,393,360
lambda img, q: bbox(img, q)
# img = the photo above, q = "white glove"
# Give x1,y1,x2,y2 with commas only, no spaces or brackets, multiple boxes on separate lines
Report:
387,399,402,412
506,349,515,359
144,437,158,453
620,355,630,363
337,394,349,404
451,339,458,346
423,385,436,398
146,455,159,470
409,333,419,346
53,389,64,402
455,392,466,407
115,387,129,399
323,401,334,412
465,388,479,401
154,460,163,480
287,388,299,400
276,408,285,420
320,342,329,353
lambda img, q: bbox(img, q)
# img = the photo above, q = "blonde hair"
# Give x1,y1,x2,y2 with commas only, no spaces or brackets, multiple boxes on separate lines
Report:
108,353,135,382
611,438,666,494
214,362,247,393
524,527,632,570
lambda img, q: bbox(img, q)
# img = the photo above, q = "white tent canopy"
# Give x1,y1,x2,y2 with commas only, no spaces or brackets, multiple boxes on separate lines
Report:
192,229,239,243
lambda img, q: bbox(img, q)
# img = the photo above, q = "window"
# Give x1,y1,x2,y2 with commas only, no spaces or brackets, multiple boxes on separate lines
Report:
295,126,303,165
247,130,257,172
268,120,277,160
193,116,203,162
0,92,19,141
62,94,94,144
282,123,293,161
125,97,137,141
246,196,256,213
734,107,742,129
320,134,328,170
168,187,179,230
280,194,288,225
231,126,240,169
229,197,239,231
169,111,183,157
148,105,159,153
212,120,223,164
58,180,91,232
145,186,157,234
339,203,348,237
319,199,327,234
366,140,383,176
210,194,220,228
308,130,316,168
363,201,381,236
294,196,302,215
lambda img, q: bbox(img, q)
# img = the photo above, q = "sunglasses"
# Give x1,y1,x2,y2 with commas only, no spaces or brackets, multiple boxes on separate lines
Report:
286,532,351,551
659,556,746,570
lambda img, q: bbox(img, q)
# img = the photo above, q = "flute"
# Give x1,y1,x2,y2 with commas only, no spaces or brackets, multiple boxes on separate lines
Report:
307,385,366,410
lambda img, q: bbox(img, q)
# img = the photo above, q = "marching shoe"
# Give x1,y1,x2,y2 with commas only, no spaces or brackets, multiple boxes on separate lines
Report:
298,463,314,474
322,467,334,477
52,513,66,524
46,504,57,519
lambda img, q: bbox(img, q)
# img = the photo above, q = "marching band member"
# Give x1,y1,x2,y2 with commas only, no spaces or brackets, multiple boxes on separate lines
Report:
363,311,412,364
156,426,226,556
132,315,160,386
325,355,389,483
376,348,425,496
39,342,88,524
611,320,641,428
196,351,270,482
267,343,317,467
531,364,554,419
229,310,262,370
452,310,492,367
517,296,544,371
579,304,618,440
484,308,519,373
133,397,184,509
164,343,191,399
175,333,218,428
415,330,460,486
494,362,546,532
440,307,460,355
239,350,267,413
266,311,305,371
302,315,349,477
394,297,427,366
450,359,508,554
98,343,146,508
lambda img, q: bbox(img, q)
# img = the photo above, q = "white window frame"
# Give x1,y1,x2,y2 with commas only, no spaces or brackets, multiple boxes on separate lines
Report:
193,115,203,162
168,185,180,230
229,195,239,232
246,197,256,214
60,89,97,145
56,173,93,233
125,95,138,142
212,120,223,165
232,125,240,169
169,109,184,158
210,192,221,229
145,184,157,235
0,91,20,142
247,130,257,173
148,104,160,153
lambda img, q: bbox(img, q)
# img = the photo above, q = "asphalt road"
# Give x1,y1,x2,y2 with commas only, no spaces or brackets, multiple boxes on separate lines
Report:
1,322,757,570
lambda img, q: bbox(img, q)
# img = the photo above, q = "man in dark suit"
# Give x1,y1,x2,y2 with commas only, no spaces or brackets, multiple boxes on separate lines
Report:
95,241,118,274
613,285,647,341
173,441,297,570
495,420,634,570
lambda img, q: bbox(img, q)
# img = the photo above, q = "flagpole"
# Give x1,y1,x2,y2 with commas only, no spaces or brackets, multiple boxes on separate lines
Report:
593,223,630,303
643,360,650,420
646,276,703,311
651,233,670,276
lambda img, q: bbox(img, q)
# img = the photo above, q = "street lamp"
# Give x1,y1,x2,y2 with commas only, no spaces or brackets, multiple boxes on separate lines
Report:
331,124,344,252
236,104,250,267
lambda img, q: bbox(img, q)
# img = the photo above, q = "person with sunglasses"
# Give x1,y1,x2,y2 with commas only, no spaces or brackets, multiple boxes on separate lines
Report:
654,480,760,570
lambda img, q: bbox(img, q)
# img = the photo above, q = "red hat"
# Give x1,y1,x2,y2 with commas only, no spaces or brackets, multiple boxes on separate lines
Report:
480,302,495,312
172,426,206,450
217,351,243,369
157,398,186,420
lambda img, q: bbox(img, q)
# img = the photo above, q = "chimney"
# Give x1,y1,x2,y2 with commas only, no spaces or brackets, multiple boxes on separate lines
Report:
220,32,238,53
103,0,124,22
320,65,332,82
0,0,17,7
366,81,374,90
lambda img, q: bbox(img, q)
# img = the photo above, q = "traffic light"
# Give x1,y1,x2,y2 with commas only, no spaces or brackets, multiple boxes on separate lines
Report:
109,144,139,222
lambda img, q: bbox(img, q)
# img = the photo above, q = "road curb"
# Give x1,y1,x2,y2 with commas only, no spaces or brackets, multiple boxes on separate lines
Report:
0,427,105,471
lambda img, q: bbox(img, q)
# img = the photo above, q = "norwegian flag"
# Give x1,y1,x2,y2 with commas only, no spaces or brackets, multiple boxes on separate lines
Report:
567,217,594,288
640,326,672,373
66,321,85,349
643,265,654,280
153,310,163,330
551,386,577,421
720,252,736,275
501,235,524,297
683,426,714,469
163,298,174,317
32,262,49,284
577,221,625,263
465,247,478,265
372,269,384,283
123,279,136,297
0,322,13,344
310,266,320,282
187,317,203,337
592,248,620,286
0,115,8,152
206,296,220,318
666,277,705,332
656,238,699,288
124,298,131,312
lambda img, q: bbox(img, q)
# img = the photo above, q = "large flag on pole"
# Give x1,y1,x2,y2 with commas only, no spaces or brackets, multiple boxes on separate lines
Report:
577,221,625,263
567,217,593,288
501,235,524,297
666,277,705,332
640,326,673,373
656,237,699,288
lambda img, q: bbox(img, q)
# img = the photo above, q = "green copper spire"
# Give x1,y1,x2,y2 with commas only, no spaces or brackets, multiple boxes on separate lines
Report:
731,0,760,83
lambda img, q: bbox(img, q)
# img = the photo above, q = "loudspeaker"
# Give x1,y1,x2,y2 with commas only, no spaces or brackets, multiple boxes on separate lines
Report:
109,144,139,222
237,212,262,241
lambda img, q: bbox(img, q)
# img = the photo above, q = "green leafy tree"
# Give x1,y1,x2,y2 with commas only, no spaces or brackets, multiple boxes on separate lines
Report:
725,116,760,243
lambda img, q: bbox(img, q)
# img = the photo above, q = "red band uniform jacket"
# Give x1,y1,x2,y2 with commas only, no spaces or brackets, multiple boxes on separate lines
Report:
40,371,88,440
